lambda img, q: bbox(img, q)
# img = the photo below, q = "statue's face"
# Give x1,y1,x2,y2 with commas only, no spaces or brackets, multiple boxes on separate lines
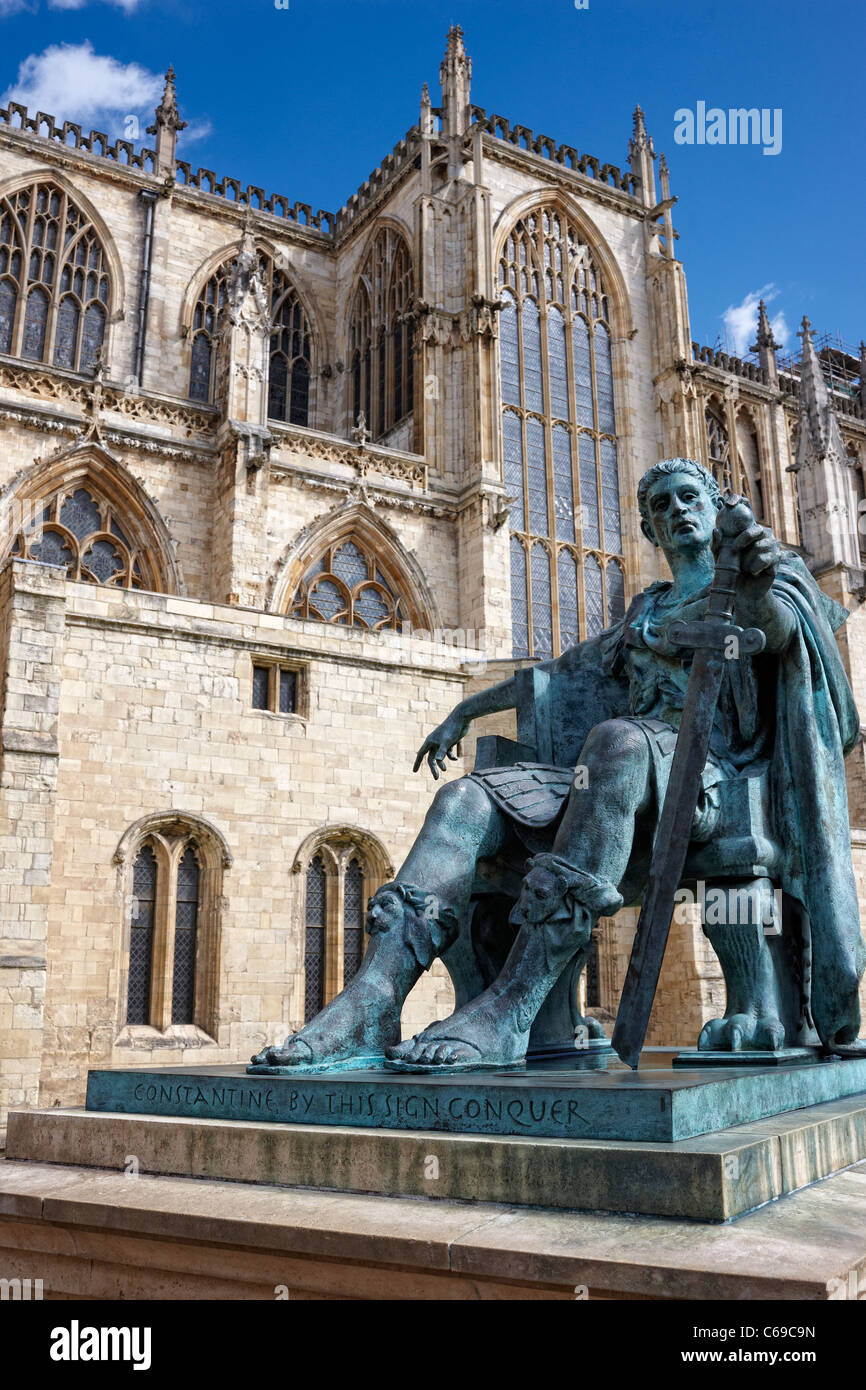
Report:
510,865,567,927
643,470,717,557
366,889,403,935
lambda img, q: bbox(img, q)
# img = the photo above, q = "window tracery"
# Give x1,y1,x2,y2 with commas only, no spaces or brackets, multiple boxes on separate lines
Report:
289,536,411,630
0,180,110,371
10,481,156,589
188,252,313,426
499,206,624,658
348,226,414,439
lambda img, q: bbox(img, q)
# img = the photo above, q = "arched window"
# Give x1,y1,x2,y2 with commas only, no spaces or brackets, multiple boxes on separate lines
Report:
188,251,313,426
734,408,764,520
499,207,624,657
705,401,731,488
10,480,158,590
0,180,110,371
188,264,228,404
119,814,230,1037
268,270,312,425
294,830,391,1023
348,226,414,439
290,535,412,630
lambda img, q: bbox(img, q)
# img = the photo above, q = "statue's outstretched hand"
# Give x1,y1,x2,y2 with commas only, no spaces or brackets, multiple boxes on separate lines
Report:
713,502,782,599
414,713,470,779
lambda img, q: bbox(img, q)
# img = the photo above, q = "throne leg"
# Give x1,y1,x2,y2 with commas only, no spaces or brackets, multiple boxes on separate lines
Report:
675,878,822,1066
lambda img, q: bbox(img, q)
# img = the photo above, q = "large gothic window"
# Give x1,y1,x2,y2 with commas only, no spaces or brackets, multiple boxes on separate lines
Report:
499,207,624,658
10,481,158,590
0,180,110,372
290,535,412,630
348,226,414,439
188,252,313,427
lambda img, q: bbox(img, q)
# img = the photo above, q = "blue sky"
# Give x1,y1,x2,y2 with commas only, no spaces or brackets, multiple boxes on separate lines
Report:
0,0,863,358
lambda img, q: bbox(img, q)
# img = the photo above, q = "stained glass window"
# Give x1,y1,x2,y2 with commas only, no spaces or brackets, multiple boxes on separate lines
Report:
171,848,200,1025
0,181,110,371
343,858,365,986
188,254,313,427
269,273,312,425
305,856,326,1023
290,534,413,631
499,206,623,656
127,843,157,1026
15,482,152,590
348,226,414,439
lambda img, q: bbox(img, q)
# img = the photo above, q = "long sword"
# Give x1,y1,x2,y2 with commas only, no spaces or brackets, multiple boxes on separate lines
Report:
611,494,766,1069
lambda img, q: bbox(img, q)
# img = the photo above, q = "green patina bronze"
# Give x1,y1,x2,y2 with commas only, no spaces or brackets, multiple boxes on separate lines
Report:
249,459,866,1076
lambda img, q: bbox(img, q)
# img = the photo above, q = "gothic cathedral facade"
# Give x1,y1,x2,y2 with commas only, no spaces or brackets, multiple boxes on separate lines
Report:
0,27,864,1126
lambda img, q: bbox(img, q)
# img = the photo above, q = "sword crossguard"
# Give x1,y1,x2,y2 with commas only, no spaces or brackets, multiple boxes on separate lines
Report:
667,618,766,656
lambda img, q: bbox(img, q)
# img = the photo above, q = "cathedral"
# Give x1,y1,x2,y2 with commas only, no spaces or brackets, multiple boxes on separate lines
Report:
0,25,864,1131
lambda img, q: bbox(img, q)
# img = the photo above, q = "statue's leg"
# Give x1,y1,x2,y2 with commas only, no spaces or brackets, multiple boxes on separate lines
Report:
251,778,506,1068
387,721,649,1069
698,879,787,1051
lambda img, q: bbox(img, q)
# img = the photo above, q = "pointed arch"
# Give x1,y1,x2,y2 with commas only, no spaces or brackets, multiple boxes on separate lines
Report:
268,502,439,630
493,195,630,657
1,442,184,595
345,218,415,440
0,169,123,372
114,810,231,1040
182,237,323,420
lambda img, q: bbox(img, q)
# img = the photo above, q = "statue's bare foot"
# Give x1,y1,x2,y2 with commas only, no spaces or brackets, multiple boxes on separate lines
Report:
698,1010,786,1052
249,880,456,1071
251,977,400,1070
385,985,528,1071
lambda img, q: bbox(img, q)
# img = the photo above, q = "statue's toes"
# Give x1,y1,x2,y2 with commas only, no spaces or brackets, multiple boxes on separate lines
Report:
698,1018,727,1051
265,1035,314,1066
385,1038,415,1060
754,1017,786,1051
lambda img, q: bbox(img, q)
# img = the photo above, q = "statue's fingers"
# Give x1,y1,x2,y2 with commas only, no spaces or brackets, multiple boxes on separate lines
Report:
413,746,427,773
446,748,458,760
427,749,440,780
730,523,766,552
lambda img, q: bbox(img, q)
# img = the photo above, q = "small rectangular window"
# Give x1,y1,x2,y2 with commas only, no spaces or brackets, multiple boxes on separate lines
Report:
251,659,303,716
252,665,270,710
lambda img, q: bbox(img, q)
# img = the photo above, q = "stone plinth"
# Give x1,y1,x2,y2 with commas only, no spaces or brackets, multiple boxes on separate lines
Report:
83,1052,866,1143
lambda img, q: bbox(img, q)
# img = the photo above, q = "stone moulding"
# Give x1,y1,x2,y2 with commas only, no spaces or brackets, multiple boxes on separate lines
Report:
269,422,429,490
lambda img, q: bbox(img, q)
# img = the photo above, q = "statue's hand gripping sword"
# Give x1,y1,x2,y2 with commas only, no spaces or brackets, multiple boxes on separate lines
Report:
611,495,766,1070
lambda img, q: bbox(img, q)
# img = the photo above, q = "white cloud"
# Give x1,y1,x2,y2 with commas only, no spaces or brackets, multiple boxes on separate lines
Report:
0,0,36,15
48,0,143,11
1,41,162,131
722,283,789,356
178,119,212,147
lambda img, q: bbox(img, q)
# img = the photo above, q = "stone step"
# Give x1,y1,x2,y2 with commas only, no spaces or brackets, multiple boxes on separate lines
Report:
7,1091,866,1222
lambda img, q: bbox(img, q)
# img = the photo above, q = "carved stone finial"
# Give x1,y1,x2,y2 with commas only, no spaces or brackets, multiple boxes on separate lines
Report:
351,411,370,448
147,64,187,176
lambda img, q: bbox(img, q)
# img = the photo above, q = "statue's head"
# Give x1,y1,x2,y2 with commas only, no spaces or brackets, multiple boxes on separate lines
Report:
637,458,722,556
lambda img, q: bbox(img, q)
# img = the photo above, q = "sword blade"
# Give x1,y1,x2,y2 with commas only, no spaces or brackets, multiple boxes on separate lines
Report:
611,647,725,1069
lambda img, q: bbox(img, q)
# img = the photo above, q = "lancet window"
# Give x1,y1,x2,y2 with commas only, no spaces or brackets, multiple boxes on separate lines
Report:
348,226,414,439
